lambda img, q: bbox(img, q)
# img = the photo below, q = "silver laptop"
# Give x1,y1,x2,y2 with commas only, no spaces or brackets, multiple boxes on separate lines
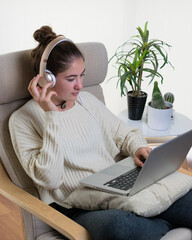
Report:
80,129,192,196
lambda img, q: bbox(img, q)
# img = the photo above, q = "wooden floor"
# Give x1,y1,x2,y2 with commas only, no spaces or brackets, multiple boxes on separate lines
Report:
0,193,25,240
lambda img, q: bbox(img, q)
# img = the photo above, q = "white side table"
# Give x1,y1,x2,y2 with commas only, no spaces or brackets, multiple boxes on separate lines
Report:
118,109,192,168
118,109,192,137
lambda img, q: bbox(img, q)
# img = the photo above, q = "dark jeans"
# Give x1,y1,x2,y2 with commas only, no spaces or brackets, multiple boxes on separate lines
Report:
50,189,192,240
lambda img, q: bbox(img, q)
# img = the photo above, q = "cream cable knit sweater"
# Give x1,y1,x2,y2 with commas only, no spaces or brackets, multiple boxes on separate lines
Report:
9,91,148,207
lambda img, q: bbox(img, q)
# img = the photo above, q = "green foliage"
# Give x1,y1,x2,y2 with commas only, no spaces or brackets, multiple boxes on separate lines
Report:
150,81,166,109
164,92,175,104
109,22,173,97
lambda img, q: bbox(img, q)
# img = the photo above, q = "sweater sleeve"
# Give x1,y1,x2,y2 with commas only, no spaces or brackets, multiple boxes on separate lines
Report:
9,107,65,190
80,92,148,157
114,121,148,156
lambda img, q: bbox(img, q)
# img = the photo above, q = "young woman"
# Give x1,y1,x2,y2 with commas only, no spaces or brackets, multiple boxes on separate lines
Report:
9,26,192,240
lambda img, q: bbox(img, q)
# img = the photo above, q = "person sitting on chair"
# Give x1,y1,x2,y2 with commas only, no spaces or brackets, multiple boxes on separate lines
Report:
9,26,192,240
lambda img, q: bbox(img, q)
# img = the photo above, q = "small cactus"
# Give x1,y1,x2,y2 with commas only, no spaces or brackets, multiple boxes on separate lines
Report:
151,92,166,109
151,81,166,109
164,92,175,104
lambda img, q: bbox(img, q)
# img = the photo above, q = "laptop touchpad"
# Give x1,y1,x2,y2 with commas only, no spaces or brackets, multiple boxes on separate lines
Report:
100,165,128,177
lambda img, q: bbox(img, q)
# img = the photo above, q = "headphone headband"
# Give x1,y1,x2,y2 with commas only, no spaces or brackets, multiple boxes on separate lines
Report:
39,36,72,76
38,36,72,87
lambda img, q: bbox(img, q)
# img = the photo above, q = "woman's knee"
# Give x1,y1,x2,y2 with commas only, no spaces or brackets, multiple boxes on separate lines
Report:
159,189,192,228
103,210,170,240
74,209,171,240
95,210,136,240
74,209,136,240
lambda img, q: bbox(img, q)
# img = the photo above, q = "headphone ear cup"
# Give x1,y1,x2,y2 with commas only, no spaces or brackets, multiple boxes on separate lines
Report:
45,70,56,87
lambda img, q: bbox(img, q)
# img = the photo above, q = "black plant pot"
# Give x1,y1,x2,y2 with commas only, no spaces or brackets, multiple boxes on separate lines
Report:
127,91,147,120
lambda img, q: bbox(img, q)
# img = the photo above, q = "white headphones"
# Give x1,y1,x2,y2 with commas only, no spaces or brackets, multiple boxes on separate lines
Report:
38,36,72,88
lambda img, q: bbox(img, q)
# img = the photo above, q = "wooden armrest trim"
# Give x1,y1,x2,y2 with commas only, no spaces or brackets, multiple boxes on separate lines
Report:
145,136,177,144
178,167,192,176
0,163,91,240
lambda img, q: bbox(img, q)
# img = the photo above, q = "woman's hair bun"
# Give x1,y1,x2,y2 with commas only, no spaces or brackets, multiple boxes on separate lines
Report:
33,25,57,44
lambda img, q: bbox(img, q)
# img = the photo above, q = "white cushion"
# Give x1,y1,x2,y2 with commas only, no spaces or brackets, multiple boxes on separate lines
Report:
161,228,192,240
64,172,192,217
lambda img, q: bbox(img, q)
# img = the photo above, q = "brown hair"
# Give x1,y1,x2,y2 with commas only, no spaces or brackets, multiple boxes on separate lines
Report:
31,26,84,75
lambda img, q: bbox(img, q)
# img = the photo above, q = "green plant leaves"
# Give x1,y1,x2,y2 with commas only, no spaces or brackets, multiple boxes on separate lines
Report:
108,21,174,97
137,21,149,44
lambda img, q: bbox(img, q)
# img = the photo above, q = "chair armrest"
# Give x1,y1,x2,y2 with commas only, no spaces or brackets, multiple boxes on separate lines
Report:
0,162,91,240
178,167,192,176
145,136,177,146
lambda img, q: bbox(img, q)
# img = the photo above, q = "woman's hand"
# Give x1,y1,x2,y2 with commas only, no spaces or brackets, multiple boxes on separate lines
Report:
28,75,59,112
134,147,152,167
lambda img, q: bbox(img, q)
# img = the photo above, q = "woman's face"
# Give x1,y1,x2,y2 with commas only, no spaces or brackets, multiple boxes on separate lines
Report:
51,57,85,106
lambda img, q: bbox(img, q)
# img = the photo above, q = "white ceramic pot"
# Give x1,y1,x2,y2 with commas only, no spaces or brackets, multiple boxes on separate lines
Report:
147,101,173,130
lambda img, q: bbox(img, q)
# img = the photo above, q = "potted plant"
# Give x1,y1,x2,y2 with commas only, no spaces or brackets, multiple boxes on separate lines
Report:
109,21,173,120
147,81,173,130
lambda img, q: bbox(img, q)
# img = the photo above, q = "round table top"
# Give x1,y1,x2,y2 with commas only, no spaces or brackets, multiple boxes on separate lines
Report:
118,109,192,137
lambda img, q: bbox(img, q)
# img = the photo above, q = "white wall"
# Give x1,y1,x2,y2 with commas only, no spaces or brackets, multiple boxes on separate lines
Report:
1,0,192,119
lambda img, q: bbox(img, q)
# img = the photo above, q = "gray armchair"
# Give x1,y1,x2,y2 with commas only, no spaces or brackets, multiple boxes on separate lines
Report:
0,42,191,240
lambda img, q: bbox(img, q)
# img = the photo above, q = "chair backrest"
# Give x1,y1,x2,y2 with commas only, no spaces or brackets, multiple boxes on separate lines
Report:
0,42,108,239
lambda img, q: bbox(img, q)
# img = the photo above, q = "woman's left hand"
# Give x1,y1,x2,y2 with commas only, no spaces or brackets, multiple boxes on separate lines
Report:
28,74,59,112
134,147,152,167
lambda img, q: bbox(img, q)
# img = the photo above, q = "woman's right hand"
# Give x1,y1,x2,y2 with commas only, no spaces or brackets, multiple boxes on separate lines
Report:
28,74,59,112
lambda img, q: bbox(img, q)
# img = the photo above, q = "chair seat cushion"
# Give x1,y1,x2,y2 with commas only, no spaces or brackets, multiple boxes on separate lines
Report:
64,171,192,217
36,231,65,240
161,228,192,240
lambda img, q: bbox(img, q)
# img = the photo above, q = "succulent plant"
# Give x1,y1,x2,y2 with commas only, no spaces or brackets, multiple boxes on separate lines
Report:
150,81,166,109
164,92,175,104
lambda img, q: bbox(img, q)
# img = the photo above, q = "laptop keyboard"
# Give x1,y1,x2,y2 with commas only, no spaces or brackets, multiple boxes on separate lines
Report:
103,167,141,191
